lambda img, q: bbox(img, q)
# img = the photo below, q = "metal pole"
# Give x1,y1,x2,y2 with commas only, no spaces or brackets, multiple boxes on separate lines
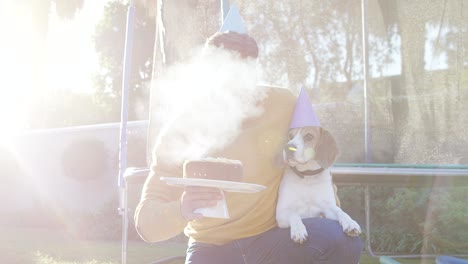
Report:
361,0,371,163
360,0,373,258
118,1,135,264
364,185,377,257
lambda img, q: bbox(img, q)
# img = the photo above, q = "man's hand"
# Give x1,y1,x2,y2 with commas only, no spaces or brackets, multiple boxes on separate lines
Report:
180,186,223,221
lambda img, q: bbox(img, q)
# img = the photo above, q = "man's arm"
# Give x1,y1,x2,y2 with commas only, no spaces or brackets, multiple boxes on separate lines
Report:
134,166,187,243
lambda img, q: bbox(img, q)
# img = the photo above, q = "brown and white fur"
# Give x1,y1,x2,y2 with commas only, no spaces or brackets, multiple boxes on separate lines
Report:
276,127,361,243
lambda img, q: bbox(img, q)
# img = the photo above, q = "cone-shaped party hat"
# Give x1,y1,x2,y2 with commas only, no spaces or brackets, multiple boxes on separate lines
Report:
219,5,246,33
289,87,321,129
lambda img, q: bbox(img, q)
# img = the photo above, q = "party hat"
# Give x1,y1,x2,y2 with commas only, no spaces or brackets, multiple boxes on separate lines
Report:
289,87,321,129
219,5,246,33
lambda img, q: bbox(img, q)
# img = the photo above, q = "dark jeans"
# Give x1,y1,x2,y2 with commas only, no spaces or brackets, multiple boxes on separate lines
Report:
186,218,363,264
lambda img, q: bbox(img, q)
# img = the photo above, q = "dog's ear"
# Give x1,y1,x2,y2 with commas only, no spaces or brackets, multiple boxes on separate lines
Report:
315,128,339,168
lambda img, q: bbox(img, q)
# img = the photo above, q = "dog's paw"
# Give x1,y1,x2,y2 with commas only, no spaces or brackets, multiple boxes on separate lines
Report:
341,219,361,237
345,228,361,237
290,222,308,244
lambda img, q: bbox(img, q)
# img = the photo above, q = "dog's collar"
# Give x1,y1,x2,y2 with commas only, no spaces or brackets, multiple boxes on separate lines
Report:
290,166,325,178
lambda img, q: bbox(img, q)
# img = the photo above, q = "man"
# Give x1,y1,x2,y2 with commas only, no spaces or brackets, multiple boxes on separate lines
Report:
134,6,362,264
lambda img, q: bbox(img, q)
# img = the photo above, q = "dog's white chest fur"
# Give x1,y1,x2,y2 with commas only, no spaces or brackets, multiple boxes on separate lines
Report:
276,167,361,244
276,169,336,225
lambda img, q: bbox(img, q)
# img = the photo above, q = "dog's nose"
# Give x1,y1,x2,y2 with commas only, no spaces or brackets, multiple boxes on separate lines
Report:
285,144,297,157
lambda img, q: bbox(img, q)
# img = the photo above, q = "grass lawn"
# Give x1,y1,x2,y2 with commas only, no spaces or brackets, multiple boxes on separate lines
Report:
0,226,185,264
0,226,453,264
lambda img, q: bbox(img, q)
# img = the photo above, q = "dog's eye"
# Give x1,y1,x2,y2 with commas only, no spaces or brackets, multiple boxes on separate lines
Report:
288,133,294,140
304,133,314,141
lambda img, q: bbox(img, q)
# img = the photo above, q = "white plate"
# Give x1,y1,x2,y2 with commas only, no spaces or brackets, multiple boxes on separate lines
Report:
160,177,266,193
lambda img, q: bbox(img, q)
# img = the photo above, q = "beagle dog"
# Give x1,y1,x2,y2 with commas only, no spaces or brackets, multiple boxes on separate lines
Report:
276,127,361,243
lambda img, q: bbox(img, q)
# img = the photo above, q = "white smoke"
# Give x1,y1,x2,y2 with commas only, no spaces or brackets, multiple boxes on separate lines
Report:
152,47,267,165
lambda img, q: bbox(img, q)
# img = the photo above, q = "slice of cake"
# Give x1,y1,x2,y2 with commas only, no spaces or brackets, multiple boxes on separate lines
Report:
183,157,243,182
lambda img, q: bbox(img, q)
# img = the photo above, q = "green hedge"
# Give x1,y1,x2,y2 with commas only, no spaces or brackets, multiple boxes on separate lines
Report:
339,186,468,255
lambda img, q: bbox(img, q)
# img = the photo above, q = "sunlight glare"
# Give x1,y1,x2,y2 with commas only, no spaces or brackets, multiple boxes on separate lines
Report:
46,2,103,94
0,1,106,138
0,2,32,139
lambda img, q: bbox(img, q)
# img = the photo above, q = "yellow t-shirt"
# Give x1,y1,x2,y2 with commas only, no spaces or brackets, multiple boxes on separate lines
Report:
134,86,296,245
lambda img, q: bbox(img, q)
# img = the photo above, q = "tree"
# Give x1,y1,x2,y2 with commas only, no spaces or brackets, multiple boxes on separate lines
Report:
240,0,368,90
30,0,84,128
93,1,155,122
377,0,467,162
29,0,155,127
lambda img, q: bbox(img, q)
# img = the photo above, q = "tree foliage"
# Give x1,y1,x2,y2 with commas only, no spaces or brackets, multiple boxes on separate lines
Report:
93,1,155,122
29,0,154,128
30,0,84,128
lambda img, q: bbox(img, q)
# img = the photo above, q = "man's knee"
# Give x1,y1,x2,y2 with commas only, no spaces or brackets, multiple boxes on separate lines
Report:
302,217,363,262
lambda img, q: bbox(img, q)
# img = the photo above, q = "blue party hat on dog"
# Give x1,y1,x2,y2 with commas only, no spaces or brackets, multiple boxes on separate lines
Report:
290,87,321,129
